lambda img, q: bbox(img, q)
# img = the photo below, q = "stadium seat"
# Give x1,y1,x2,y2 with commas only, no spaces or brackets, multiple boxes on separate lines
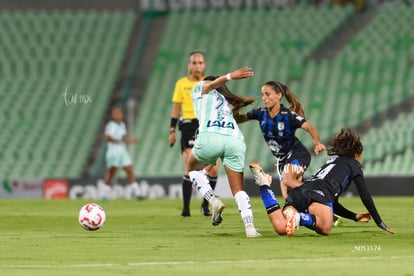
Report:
0,10,137,178
132,4,353,176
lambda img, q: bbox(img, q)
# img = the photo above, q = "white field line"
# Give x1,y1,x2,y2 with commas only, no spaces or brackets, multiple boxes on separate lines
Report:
1,255,414,269
129,255,414,266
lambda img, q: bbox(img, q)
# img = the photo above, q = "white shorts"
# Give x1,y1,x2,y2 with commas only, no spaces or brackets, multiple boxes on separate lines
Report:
105,148,132,168
192,132,246,172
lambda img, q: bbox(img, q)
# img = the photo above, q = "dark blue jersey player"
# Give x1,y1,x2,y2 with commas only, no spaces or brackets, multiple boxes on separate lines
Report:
235,81,326,198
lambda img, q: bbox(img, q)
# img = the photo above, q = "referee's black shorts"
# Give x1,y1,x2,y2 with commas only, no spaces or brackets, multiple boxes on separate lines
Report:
179,119,199,152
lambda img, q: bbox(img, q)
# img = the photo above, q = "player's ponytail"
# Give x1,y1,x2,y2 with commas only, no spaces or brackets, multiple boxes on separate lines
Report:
283,84,305,119
265,81,305,118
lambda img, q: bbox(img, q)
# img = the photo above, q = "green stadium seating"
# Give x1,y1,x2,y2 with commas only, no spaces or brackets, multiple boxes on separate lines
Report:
133,4,353,176
134,3,413,177
359,111,414,175
0,11,136,178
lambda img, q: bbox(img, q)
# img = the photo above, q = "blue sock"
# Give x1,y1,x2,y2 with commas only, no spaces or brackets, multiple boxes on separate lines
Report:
260,187,280,214
299,212,316,228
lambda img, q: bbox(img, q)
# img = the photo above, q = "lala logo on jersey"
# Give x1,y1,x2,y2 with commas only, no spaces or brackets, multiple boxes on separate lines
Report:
207,120,235,129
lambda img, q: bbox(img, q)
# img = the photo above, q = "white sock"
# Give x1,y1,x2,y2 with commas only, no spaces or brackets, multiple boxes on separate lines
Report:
125,185,132,200
189,170,215,202
234,190,254,226
99,182,112,199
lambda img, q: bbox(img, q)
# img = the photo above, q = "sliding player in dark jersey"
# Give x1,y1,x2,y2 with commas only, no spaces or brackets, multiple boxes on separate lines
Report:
251,128,395,236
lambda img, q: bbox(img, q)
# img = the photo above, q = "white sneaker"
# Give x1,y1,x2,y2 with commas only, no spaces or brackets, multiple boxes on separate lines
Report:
249,162,272,187
211,197,225,226
245,225,262,238
130,182,143,200
283,208,300,236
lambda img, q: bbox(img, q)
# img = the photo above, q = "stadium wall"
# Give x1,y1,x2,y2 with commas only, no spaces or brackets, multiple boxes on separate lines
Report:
0,0,141,11
1,177,413,199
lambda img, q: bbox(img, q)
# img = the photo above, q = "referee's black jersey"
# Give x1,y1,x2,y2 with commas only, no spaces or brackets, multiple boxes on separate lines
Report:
246,104,306,159
307,155,383,224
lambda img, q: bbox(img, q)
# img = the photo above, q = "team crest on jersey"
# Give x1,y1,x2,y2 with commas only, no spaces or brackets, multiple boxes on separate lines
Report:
277,122,285,136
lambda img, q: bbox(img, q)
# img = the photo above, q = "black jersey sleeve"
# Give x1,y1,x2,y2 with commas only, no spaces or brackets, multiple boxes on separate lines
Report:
246,107,261,120
288,109,306,129
353,175,383,225
333,199,357,221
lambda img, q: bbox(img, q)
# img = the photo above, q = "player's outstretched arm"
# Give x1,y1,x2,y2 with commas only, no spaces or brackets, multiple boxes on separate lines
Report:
378,222,396,234
123,138,139,144
301,121,326,155
355,212,371,222
232,108,249,123
203,67,254,93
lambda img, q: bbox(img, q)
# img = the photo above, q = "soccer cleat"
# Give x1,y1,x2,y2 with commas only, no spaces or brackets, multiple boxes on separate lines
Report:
284,208,300,236
211,197,225,226
249,162,272,187
333,214,343,227
245,225,262,238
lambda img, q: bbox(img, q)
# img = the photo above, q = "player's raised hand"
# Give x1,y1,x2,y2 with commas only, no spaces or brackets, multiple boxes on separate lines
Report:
203,67,255,94
228,67,254,80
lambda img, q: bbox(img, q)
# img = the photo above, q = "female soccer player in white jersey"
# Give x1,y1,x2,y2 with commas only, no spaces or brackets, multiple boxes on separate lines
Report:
104,107,142,200
186,66,261,238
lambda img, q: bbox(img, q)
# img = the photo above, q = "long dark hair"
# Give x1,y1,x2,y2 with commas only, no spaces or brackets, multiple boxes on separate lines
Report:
327,128,363,157
204,76,255,109
265,80,305,118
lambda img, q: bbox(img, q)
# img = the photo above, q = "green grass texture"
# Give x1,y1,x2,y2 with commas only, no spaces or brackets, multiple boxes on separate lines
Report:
0,197,413,276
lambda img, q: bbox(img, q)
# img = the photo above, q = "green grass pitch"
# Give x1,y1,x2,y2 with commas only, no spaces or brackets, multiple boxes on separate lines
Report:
0,197,413,275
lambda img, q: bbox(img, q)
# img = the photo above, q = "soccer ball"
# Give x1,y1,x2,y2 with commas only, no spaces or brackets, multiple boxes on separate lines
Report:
78,203,106,231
